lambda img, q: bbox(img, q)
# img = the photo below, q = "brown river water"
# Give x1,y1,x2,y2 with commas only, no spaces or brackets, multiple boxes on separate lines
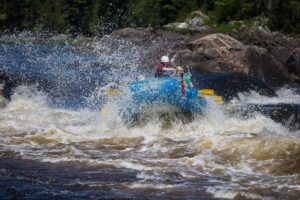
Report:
0,86,299,199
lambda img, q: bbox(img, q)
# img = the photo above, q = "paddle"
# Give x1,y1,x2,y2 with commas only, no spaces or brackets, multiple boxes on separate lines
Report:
106,89,120,95
199,89,214,96
198,89,223,102
179,53,185,96
180,72,185,96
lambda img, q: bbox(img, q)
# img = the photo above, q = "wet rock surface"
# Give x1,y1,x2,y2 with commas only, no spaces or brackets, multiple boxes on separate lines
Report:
111,27,300,87
233,26,300,85
191,73,277,101
181,34,248,74
245,45,291,86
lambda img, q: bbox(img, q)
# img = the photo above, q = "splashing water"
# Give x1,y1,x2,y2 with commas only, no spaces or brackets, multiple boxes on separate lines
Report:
0,39,299,199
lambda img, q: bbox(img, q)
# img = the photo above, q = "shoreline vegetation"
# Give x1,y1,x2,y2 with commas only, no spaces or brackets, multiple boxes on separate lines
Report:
0,0,299,38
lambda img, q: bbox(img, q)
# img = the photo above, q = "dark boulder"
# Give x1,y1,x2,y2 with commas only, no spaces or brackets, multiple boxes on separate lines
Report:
286,48,300,83
234,26,300,85
246,46,291,86
180,34,248,73
175,33,299,87
192,72,276,101
232,104,300,130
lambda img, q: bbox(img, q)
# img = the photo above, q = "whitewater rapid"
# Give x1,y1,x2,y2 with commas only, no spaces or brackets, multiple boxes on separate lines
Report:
0,84,299,199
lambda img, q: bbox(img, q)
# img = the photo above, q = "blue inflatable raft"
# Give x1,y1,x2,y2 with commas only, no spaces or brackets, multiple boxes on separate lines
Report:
120,77,207,122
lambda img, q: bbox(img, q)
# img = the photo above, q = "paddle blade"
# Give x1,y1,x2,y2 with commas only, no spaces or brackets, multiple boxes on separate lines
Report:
106,89,120,95
213,96,223,102
199,89,215,96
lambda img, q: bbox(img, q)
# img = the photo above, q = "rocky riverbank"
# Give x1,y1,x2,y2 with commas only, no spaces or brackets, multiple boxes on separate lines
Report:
109,26,300,87
0,23,299,88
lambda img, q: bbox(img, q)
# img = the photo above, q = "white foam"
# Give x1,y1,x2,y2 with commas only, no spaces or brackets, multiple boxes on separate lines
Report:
0,84,299,197
128,183,180,189
231,87,300,105
206,187,238,199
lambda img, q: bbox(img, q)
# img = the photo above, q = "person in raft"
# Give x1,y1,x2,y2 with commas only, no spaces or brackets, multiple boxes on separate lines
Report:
166,64,194,88
154,54,177,77
183,66,194,87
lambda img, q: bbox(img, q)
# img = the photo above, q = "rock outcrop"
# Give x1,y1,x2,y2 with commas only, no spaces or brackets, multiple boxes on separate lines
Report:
246,46,291,86
180,34,248,73
163,10,210,33
178,33,299,86
234,26,300,85
108,27,299,87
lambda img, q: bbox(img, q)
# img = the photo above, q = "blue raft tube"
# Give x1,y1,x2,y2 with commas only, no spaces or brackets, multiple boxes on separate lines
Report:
119,77,207,124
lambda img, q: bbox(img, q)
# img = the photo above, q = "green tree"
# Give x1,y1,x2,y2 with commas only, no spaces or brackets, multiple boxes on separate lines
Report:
40,0,68,33
268,0,300,32
0,0,298,35
133,0,162,27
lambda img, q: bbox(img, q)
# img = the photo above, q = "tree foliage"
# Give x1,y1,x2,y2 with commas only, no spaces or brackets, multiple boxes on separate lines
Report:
0,0,299,35
211,0,299,32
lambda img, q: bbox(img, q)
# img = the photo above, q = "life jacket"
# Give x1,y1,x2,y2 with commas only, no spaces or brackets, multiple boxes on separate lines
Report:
155,63,165,77
183,73,191,85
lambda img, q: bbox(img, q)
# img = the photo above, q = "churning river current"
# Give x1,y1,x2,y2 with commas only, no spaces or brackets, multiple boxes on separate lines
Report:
0,40,299,199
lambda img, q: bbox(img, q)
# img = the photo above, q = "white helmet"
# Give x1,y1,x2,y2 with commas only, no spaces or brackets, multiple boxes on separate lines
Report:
161,55,170,63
